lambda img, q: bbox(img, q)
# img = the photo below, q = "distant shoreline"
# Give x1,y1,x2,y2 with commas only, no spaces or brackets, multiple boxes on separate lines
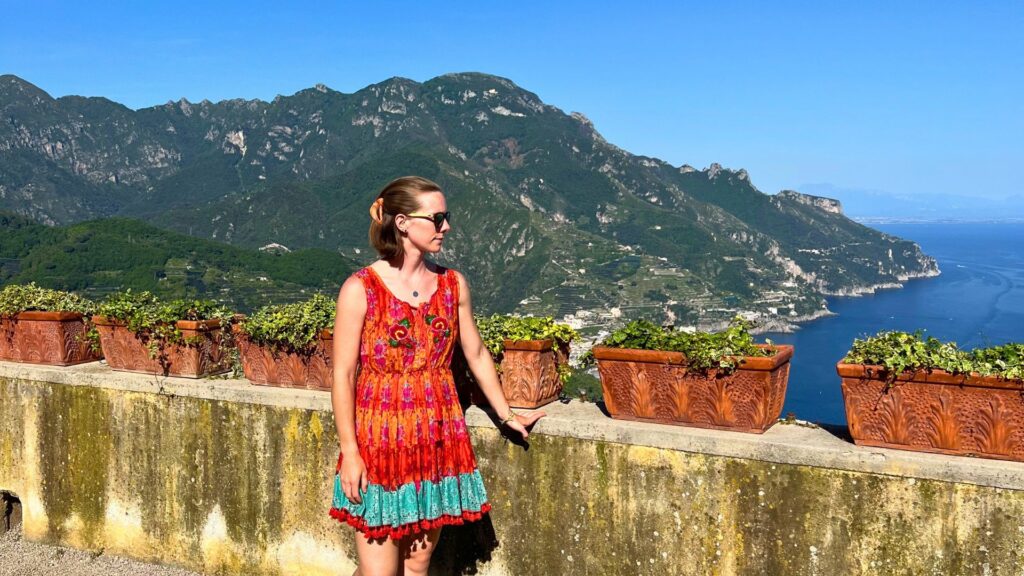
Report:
855,217,1024,225
753,265,944,335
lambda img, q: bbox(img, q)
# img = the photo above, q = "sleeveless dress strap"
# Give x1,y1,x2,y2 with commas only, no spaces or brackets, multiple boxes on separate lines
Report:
355,267,381,321
449,267,458,302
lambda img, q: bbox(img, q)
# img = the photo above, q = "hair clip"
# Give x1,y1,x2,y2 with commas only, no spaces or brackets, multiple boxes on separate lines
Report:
369,197,384,223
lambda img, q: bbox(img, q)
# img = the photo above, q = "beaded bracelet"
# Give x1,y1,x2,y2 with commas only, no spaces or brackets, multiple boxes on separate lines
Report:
499,410,517,427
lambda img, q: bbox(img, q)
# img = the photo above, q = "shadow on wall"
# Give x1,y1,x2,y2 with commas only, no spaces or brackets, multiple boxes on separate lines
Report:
2,491,21,535
432,514,500,575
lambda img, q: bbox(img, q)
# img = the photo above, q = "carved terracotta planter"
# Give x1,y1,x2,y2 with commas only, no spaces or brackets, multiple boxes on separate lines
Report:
234,325,333,390
594,344,793,433
839,363,1024,461
0,311,101,366
498,339,567,409
93,316,231,378
452,340,570,409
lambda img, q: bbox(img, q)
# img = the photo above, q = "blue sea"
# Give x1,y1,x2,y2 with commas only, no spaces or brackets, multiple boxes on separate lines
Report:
766,222,1024,425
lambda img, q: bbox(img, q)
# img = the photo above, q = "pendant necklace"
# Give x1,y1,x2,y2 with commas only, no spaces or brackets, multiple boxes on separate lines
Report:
404,271,425,299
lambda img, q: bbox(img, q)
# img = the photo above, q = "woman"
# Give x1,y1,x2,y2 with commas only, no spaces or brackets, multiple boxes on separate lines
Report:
329,176,544,576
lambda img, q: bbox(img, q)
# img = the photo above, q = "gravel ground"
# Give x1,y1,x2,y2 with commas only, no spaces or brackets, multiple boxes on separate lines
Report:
0,520,202,576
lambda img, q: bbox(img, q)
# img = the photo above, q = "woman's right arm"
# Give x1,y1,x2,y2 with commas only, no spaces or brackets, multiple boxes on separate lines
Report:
332,275,368,503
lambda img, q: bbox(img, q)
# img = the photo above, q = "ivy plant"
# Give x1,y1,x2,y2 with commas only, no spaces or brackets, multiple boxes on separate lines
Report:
970,343,1024,381
0,282,100,350
96,289,234,358
844,330,1024,383
580,315,773,373
237,293,336,353
0,283,97,316
475,314,579,383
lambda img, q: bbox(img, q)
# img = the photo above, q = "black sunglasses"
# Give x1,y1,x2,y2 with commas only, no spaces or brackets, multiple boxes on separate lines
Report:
405,211,451,231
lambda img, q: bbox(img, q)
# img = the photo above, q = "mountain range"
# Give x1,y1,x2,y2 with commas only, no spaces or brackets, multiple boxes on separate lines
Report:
0,73,939,332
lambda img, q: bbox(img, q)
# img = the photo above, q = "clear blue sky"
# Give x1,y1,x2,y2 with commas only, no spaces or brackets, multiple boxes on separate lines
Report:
2,1,1021,199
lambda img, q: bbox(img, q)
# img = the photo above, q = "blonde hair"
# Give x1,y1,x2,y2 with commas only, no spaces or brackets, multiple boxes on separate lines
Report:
368,176,443,260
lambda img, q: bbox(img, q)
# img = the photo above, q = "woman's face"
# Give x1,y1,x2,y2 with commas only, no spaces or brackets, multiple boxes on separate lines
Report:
396,190,451,254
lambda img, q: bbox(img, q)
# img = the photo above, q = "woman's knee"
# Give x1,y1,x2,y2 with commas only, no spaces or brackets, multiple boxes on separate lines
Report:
401,528,441,576
402,553,432,576
403,548,434,575
355,533,400,576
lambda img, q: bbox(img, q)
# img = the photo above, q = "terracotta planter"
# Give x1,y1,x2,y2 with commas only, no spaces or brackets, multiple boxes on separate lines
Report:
0,311,101,366
838,363,1024,461
93,316,231,378
452,340,571,409
594,344,793,433
498,339,568,409
234,325,333,390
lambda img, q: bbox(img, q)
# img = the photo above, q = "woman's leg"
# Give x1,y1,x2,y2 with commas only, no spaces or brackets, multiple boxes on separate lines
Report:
400,527,442,576
353,531,400,576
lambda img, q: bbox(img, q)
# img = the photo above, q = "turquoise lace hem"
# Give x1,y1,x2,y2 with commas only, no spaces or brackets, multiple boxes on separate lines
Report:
331,470,489,527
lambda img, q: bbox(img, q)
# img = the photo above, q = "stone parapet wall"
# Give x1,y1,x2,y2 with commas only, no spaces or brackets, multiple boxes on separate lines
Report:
2,361,1024,575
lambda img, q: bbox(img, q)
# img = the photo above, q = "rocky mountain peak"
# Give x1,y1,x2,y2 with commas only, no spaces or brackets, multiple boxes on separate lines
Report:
704,163,752,184
376,76,419,89
0,74,54,104
569,111,610,145
435,71,522,90
571,111,595,128
174,98,194,116
427,72,548,116
777,190,843,215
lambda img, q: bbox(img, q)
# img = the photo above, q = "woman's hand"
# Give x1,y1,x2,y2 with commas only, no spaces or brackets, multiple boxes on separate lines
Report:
340,451,369,504
503,410,545,440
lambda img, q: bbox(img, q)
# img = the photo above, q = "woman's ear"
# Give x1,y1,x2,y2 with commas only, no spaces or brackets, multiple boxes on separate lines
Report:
393,214,407,234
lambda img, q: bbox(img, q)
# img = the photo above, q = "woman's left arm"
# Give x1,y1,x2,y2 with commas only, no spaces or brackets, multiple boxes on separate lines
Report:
454,271,544,439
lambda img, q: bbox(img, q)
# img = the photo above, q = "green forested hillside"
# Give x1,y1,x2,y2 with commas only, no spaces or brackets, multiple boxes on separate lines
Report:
0,212,355,312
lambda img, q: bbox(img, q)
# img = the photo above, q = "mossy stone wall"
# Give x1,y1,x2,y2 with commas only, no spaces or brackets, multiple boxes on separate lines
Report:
3,375,1024,575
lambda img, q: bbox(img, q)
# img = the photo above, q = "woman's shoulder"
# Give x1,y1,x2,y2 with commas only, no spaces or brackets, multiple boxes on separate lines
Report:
339,266,375,296
429,261,463,283
353,265,373,279
354,261,388,281
434,265,469,301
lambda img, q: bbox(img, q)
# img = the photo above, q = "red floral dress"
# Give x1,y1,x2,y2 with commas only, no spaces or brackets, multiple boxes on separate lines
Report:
329,266,490,539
